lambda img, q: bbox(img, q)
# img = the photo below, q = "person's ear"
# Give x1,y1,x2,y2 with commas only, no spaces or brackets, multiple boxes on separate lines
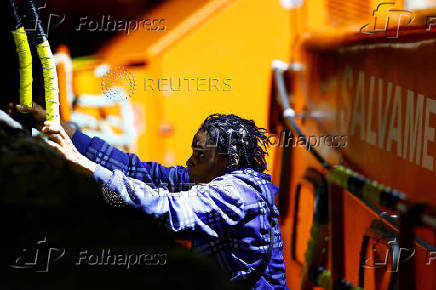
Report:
227,153,239,170
232,154,239,167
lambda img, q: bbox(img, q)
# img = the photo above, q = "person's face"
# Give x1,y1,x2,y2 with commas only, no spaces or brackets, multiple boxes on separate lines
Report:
186,130,228,184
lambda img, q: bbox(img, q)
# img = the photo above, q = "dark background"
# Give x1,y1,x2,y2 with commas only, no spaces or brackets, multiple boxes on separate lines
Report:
0,0,165,112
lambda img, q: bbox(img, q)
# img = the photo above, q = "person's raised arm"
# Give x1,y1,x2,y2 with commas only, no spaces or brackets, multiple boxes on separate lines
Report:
93,164,245,236
21,106,190,189
38,121,244,237
72,130,191,190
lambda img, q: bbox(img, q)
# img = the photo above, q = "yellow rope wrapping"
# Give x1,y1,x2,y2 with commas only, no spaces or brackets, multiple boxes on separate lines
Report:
305,222,328,264
12,27,32,108
316,270,331,288
361,180,383,205
326,166,349,188
305,223,318,264
315,269,364,290
36,41,59,123
328,165,387,206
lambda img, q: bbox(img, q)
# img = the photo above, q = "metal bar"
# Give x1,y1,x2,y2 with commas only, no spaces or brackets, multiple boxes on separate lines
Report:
272,60,331,169
329,183,346,290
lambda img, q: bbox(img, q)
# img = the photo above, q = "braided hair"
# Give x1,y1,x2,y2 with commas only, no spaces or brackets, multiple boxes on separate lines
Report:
199,113,272,173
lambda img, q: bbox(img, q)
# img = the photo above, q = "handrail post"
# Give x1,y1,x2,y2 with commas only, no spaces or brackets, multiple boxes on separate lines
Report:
329,183,345,290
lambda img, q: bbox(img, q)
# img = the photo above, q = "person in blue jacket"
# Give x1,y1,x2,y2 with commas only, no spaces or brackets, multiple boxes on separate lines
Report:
13,102,288,289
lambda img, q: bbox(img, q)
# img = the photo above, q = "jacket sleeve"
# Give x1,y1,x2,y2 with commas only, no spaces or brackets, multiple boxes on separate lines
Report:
93,164,245,237
72,130,191,190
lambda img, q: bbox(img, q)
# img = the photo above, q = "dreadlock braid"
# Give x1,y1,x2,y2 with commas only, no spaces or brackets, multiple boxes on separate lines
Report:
199,113,272,173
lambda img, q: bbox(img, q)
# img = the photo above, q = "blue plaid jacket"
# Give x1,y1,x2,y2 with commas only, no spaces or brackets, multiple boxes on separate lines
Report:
72,130,288,289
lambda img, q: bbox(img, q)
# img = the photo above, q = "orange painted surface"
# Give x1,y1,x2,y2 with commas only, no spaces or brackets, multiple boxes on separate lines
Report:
272,1,436,289
72,0,291,167
56,44,72,122
298,31,436,288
